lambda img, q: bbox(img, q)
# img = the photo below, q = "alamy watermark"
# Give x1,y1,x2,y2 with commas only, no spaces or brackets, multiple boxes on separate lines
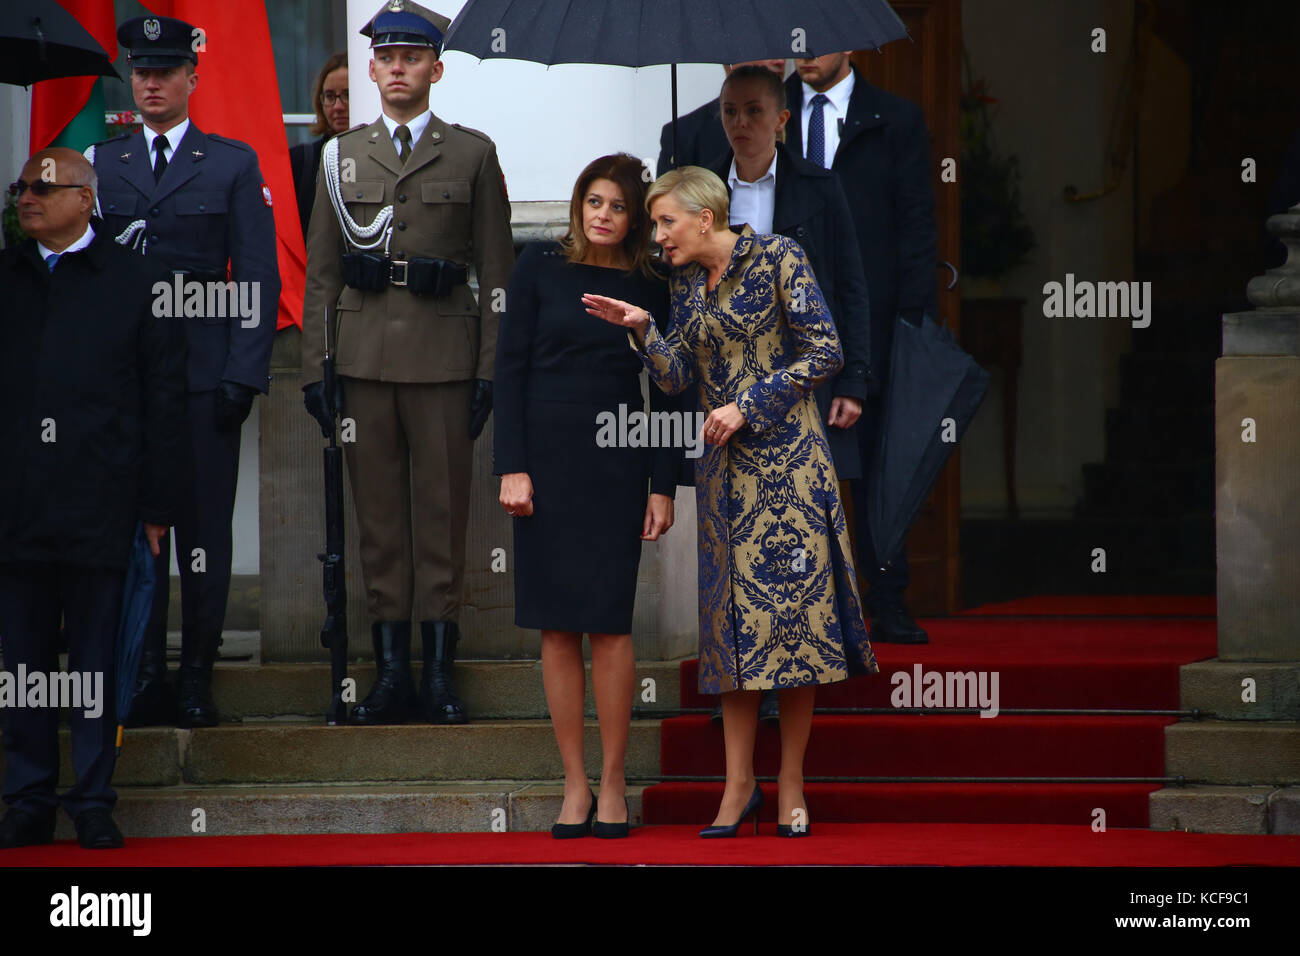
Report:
595,403,708,459
0,666,104,719
152,276,261,328
1042,274,1151,328
890,664,1000,718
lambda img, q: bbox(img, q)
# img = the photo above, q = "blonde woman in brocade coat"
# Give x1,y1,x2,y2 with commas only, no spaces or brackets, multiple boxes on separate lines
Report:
584,166,877,838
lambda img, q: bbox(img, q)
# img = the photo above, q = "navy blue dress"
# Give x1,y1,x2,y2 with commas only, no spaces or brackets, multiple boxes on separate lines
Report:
494,242,677,633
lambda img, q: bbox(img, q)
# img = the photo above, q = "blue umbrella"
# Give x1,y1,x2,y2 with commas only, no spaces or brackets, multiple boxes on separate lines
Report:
114,522,156,754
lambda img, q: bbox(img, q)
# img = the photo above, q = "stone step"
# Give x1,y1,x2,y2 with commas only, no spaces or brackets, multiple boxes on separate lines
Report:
1165,720,1300,785
209,659,684,720
1,721,663,787
1180,660,1300,720
49,782,650,839
1149,785,1300,834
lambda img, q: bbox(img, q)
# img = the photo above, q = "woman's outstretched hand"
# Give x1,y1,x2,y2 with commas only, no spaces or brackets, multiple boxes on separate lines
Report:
582,293,651,342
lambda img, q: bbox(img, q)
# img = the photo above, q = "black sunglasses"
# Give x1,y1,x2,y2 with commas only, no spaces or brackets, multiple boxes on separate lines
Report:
8,180,86,198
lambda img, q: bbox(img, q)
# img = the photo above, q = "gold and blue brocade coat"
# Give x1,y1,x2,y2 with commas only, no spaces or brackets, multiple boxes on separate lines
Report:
634,226,878,693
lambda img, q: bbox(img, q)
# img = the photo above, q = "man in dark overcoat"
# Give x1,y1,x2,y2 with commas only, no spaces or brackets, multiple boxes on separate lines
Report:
785,53,938,643
0,148,187,849
88,14,281,725
302,0,515,724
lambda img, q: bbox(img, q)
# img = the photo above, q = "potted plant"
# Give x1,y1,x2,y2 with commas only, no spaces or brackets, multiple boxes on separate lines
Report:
960,50,1035,295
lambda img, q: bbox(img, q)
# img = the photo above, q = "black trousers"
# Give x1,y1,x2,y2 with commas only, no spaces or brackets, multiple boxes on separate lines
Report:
0,562,122,818
142,389,242,668
850,400,911,612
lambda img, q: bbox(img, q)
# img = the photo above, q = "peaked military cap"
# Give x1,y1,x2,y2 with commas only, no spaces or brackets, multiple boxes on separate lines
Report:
361,0,451,54
117,15,200,68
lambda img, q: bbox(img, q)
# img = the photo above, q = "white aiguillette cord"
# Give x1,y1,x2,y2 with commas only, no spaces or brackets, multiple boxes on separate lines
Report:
84,144,150,254
322,136,393,253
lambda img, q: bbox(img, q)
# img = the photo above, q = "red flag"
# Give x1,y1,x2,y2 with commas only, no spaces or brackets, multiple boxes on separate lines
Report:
29,0,117,153
145,0,305,330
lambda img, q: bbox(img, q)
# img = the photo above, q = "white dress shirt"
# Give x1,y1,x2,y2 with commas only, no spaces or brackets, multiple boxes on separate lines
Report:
727,149,778,234
381,109,433,155
37,221,95,263
799,68,855,168
142,118,191,165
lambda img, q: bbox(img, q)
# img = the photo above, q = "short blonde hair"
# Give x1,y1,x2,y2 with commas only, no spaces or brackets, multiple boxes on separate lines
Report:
646,166,730,231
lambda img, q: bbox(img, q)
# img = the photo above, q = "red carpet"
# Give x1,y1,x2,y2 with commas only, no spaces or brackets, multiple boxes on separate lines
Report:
4,825,1296,867
960,595,1216,617
644,782,1161,826
678,617,1217,710
660,714,1175,777
652,610,1219,828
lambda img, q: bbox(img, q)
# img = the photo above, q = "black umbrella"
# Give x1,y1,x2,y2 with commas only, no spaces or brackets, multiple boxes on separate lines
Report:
0,0,117,86
114,522,157,754
441,0,908,160
868,314,990,569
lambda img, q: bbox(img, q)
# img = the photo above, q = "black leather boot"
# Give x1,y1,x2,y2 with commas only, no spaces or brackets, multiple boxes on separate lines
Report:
419,621,467,724
124,643,175,728
176,632,221,728
350,621,416,725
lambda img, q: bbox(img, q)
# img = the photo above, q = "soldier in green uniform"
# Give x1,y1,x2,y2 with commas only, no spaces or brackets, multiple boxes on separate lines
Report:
302,0,515,724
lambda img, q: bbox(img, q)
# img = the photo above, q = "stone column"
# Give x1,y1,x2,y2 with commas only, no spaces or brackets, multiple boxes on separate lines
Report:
1151,205,1300,834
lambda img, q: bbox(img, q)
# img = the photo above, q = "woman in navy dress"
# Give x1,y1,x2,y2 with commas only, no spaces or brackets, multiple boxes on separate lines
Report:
494,154,679,837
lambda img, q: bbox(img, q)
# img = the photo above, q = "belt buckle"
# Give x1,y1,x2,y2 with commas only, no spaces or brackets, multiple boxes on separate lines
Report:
390,258,408,287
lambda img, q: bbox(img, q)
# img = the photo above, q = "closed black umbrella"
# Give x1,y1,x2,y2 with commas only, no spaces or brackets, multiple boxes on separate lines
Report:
0,0,117,87
441,0,909,159
114,522,157,754
868,314,989,569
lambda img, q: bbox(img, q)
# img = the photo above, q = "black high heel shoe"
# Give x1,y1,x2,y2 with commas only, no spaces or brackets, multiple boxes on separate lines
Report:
776,822,811,837
551,788,596,839
592,796,630,839
699,783,763,838
776,795,811,836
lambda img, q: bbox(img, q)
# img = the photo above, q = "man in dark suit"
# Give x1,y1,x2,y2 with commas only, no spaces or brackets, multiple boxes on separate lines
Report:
785,53,937,644
88,15,281,725
656,59,786,176
0,148,187,849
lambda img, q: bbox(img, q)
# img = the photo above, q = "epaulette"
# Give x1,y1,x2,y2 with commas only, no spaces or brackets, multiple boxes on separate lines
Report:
338,123,369,136
206,133,255,152
91,131,131,146
450,123,495,145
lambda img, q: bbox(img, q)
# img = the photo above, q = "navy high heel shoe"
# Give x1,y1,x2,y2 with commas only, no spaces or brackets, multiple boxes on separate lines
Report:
699,783,763,838
551,788,596,839
592,796,630,839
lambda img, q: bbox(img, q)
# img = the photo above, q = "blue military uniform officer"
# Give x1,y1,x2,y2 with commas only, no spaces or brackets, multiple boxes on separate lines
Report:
88,14,281,727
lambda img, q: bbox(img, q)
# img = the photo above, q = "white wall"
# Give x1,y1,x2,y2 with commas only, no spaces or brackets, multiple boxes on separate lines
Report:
346,0,726,202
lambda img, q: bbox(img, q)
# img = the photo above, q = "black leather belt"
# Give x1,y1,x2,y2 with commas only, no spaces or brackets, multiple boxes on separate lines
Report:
342,251,466,296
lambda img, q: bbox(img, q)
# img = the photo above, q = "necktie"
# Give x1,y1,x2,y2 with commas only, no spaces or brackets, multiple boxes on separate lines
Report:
395,125,412,164
45,253,60,272
153,136,169,183
807,93,829,169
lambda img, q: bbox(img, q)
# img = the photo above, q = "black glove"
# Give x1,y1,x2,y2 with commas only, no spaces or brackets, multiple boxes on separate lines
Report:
302,380,338,438
214,380,257,433
468,378,492,440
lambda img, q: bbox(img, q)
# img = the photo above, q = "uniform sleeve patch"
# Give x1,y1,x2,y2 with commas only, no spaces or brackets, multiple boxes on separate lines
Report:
262,184,273,207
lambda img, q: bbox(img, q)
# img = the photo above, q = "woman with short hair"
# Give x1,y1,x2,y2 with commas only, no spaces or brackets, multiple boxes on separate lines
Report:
585,166,877,838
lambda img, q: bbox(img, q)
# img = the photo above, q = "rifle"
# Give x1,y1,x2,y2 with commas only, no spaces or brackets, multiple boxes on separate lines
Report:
318,310,349,725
